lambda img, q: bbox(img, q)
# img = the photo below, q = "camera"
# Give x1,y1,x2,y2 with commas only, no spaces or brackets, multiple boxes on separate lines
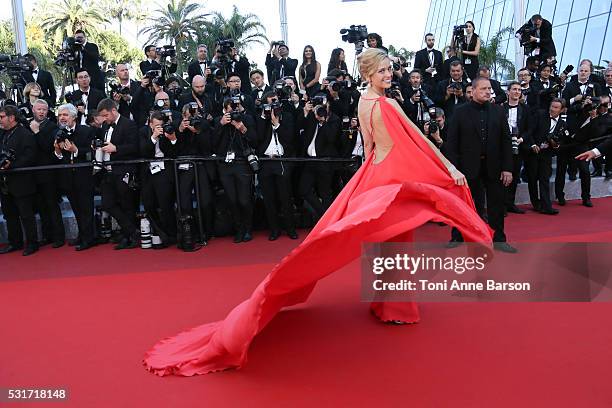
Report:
109,81,130,96
17,104,33,124
187,102,204,128
384,81,402,99
0,54,32,83
310,94,328,107
271,40,285,47
273,82,293,101
548,121,569,149
167,86,182,100
230,111,243,122
419,90,436,108
54,37,81,67
244,147,260,173
0,148,16,169
156,45,176,59
64,91,84,108
216,38,235,64
452,24,468,48
144,69,162,81
160,109,175,134
314,105,328,119
262,101,282,119
92,133,105,149
54,127,72,145
516,22,537,55
340,25,368,44
329,79,352,92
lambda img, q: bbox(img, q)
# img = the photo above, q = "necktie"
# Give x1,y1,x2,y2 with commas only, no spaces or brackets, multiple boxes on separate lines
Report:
82,91,88,96
32,69,38,74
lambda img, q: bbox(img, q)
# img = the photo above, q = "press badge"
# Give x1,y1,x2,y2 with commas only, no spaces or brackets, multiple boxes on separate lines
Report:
225,151,235,162
464,58,472,65
178,163,191,170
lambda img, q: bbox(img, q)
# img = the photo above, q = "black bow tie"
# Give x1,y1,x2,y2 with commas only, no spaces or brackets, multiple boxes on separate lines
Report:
508,105,518,109
81,91,88,96
32,69,38,74
108,123,116,129
550,117,557,121
428,49,433,53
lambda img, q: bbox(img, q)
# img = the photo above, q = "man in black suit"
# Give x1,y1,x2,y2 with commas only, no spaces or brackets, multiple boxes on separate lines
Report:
178,75,215,119
211,46,252,94
531,63,560,109
225,72,255,116
439,46,461,82
569,59,606,88
256,91,298,241
526,98,566,215
265,43,298,84
29,99,65,246
73,30,104,91
526,14,556,59
110,63,142,125
139,45,178,83
413,33,443,86
576,131,612,161
503,81,530,214
403,69,434,128
96,98,140,249
54,103,97,250
0,105,39,255
297,100,341,219
518,68,539,110
22,54,56,107
477,66,507,105
434,61,467,121
250,69,271,109
187,44,211,85
71,68,105,126
445,77,516,253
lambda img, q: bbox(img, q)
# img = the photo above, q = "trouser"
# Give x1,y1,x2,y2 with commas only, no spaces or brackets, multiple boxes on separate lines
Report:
555,147,590,201
452,159,506,242
65,177,96,245
298,162,334,218
35,180,65,242
217,161,254,233
101,173,137,238
142,169,176,239
259,160,295,232
526,150,553,210
0,192,37,248
504,153,523,208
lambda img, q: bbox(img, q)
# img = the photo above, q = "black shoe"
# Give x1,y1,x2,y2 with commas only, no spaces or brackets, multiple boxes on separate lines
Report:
539,208,559,215
0,244,23,254
590,170,603,177
582,199,593,207
233,231,243,243
605,171,612,180
569,174,577,181
38,238,52,247
494,242,518,253
242,231,253,242
114,237,138,250
68,239,81,247
75,241,96,251
446,239,463,249
268,230,280,241
287,229,298,240
532,203,542,212
557,198,566,206
52,240,65,248
23,245,39,256
507,205,525,214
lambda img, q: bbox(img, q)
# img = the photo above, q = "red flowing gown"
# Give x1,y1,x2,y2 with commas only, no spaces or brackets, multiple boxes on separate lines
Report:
143,96,492,376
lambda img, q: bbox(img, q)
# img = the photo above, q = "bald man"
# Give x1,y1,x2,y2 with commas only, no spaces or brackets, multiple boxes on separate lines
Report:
178,75,214,117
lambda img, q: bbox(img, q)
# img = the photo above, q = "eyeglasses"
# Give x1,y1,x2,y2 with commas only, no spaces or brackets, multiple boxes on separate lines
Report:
228,79,241,83
157,98,169,102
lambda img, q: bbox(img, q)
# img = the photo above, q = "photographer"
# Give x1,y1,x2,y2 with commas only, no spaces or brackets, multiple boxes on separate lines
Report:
532,63,561,109
338,116,365,183
414,33,443,85
404,69,434,128
297,99,340,220
187,44,211,85
526,98,566,215
54,103,96,250
520,15,557,60
225,72,255,116
165,76,184,111
503,82,530,214
256,91,298,241
175,102,216,243
250,69,271,107
0,105,39,255
95,98,140,249
422,107,447,154
21,54,56,107
178,75,215,120
459,21,481,80
266,42,298,84
223,45,252,94
70,68,106,125
435,61,467,121
139,110,178,245
366,33,388,53
477,66,506,104
573,95,611,179
517,68,539,109
439,46,461,82
29,99,65,247
281,76,305,115
323,69,355,120
139,45,177,83
213,97,257,243
74,30,105,91
327,48,348,76
570,59,606,88
111,63,141,124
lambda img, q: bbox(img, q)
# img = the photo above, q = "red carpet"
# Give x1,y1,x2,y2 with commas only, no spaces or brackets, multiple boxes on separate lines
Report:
1,198,612,407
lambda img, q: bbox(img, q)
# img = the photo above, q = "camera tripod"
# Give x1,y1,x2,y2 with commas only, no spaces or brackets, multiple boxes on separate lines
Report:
58,65,78,102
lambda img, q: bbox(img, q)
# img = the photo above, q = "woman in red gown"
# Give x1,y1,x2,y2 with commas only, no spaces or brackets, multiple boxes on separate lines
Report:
143,49,492,376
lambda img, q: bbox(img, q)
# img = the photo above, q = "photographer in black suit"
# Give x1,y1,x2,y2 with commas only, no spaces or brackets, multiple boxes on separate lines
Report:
256,91,298,241
525,15,557,60
435,61,467,121
576,127,612,161
29,99,65,247
413,33,443,86
21,54,56,107
403,69,434,128
250,69,271,109
70,68,106,125
54,103,96,250
96,99,140,249
266,42,298,84
0,105,39,255
445,77,516,253
139,110,178,245
73,30,104,91
297,99,340,220
213,98,257,243
139,45,177,83
187,44,211,85
110,63,141,125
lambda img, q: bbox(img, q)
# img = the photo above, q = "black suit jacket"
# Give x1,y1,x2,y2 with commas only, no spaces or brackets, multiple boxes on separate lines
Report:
528,111,566,148
99,116,139,176
297,112,341,157
0,125,38,197
33,118,59,183
114,80,143,125
251,85,271,104
21,68,57,107
596,135,612,157
489,79,507,104
434,78,467,119
537,19,556,58
56,125,95,191
562,80,603,133
266,55,298,84
503,102,531,148
255,112,296,157
79,42,105,90
139,59,177,83
72,88,106,124
413,48,443,83
212,114,257,158
187,60,210,84
445,102,513,180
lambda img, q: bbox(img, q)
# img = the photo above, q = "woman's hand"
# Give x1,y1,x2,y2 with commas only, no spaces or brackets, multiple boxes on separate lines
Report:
449,166,467,186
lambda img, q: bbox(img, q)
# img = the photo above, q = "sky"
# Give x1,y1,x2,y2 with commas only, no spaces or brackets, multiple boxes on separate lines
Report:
15,0,430,80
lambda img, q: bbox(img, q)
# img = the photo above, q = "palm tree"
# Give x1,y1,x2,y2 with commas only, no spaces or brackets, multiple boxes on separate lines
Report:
199,5,268,52
100,0,147,35
387,45,416,63
38,0,109,46
478,26,516,79
139,0,209,73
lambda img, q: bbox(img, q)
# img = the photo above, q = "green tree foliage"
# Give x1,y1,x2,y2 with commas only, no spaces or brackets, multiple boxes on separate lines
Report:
38,0,109,47
477,27,516,79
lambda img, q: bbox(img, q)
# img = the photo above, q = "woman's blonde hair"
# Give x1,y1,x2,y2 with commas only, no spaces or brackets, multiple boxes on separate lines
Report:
358,48,389,82
23,82,42,100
